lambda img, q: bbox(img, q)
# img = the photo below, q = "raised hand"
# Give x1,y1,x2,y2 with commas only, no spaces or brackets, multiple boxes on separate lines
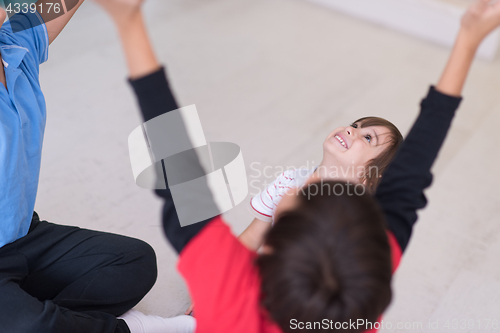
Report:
92,0,145,27
91,0,158,79
461,0,500,47
435,0,500,96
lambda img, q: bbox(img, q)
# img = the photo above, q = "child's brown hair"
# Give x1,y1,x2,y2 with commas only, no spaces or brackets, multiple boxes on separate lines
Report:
256,181,393,332
352,117,403,192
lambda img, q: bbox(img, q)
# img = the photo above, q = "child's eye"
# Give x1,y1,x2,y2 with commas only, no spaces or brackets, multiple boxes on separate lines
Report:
351,123,358,129
364,135,372,143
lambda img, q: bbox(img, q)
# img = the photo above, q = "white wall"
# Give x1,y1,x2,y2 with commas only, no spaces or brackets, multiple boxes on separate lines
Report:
305,0,500,59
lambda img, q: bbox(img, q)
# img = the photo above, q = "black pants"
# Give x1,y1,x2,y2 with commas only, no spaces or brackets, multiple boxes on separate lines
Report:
0,212,157,333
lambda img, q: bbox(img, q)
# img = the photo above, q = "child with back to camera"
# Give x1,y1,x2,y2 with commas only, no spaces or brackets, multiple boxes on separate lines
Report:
94,0,500,331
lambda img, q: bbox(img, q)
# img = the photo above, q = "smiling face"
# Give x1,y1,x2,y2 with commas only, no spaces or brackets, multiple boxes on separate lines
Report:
275,118,401,218
322,122,394,180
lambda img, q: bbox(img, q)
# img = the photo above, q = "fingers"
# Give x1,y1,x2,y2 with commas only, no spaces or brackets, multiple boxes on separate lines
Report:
472,0,488,14
467,0,500,20
469,0,491,15
491,0,500,12
185,302,195,315
484,0,500,22
477,0,500,13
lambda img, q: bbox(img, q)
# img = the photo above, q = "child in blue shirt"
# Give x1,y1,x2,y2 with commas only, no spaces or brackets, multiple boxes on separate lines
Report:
0,4,193,333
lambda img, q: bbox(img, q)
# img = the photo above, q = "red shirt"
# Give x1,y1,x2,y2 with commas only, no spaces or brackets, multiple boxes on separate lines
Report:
178,216,402,333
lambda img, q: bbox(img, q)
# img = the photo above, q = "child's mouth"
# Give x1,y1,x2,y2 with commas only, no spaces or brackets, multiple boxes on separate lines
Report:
334,134,348,149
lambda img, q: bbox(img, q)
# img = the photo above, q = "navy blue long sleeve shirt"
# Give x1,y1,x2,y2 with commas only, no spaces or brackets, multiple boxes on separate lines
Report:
129,68,462,254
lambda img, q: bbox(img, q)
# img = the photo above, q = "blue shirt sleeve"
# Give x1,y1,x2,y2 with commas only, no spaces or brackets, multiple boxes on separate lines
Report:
1,11,49,65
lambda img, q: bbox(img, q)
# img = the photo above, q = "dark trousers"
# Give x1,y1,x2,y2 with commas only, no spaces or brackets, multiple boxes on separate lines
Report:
0,212,158,333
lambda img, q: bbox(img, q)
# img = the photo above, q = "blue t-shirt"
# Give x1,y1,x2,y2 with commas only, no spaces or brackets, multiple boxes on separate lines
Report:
0,12,49,248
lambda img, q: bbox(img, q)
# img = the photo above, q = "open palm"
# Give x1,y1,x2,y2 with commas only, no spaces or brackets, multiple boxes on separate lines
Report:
461,0,500,42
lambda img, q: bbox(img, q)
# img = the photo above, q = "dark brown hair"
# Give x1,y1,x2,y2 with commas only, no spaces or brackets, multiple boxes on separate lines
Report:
352,117,403,192
256,181,393,332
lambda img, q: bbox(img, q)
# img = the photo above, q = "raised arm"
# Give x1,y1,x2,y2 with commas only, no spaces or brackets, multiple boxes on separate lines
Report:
92,0,159,79
376,0,500,252
437,0,500,96
32,0,85,44
94,0,216,254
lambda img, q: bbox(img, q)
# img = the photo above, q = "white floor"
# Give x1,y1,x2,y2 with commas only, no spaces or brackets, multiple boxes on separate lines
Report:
35,0,500,331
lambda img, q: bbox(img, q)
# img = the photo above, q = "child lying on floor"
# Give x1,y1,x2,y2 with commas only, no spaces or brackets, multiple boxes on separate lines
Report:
95,0,500,332
239,114,403,252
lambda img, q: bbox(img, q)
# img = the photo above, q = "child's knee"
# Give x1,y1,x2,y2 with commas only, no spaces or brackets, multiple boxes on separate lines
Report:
129,238,158,290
